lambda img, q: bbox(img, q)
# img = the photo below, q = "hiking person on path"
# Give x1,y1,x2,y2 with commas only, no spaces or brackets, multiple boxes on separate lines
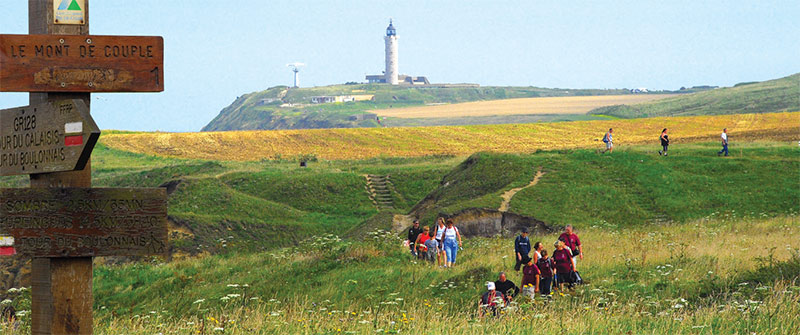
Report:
514,228,531,271
553,240,577,290
415,226,431,260
423,232,439,264
536,249,555,296
433,217,447,267
494,272,520,301
718,128,729,156
532,241,544,264
442,219,462,268
478,282,507,317
558,225,583,269
407,220,423,258
659,128,670,156
520,256,540,298
602,128,614,153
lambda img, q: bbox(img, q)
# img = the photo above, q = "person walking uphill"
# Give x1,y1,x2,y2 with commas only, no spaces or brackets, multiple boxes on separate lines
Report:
559,225,583,268
433,217,447,267
602,128,614,154
407,220,423,257
659,128,670,156
718,128,729,156
514,228,531,271
442,219,462,268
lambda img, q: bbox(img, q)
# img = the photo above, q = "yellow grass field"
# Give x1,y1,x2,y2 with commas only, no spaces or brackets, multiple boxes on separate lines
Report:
370,94,674,118
100,112,799,161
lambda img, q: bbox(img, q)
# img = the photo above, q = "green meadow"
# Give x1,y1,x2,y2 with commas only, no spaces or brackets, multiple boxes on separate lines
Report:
1,139,798,334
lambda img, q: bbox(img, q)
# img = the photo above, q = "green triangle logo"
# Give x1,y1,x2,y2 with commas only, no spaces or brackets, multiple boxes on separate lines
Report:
67,0,81,11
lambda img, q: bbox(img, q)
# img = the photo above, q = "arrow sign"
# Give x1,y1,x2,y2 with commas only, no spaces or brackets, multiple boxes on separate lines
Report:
0,99,99,176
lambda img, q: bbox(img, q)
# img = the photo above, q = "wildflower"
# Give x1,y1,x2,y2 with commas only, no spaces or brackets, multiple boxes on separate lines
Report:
193,299,205,304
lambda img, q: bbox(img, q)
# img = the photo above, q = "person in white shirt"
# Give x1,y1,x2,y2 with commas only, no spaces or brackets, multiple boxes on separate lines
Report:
718,128,729,156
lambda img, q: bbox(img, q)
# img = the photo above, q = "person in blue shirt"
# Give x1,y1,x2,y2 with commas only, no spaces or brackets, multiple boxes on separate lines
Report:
514,227,531,271
602,128,613,154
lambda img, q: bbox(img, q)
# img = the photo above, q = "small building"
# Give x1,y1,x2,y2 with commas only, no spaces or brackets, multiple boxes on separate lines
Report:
256,98,279,106
310,96,337,104
348,113,377,121
366,74,430,85
310,94,375,104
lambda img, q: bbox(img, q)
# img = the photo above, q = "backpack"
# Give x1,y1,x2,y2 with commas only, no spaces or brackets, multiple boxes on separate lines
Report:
602,133,609,143
537,257,553,277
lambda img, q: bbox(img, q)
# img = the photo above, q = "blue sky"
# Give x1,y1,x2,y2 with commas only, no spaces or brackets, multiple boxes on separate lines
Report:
1,0,798,132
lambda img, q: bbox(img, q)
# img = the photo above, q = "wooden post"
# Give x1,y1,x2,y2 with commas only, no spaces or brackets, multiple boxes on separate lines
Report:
29,1,93,334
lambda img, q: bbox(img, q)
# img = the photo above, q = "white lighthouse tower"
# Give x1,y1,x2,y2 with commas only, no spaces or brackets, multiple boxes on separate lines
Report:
384,19,399,85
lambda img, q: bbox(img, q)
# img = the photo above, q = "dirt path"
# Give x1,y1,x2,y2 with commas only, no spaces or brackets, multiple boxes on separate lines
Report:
499,167,545,212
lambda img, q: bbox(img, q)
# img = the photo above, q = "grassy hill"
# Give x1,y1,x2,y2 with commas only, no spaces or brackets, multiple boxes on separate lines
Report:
1,136,798,333
590,73,800,118
201,84,661,131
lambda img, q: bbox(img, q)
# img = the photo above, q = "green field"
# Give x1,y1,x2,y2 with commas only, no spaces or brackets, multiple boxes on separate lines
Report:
1,138,798,334
590,73,800,118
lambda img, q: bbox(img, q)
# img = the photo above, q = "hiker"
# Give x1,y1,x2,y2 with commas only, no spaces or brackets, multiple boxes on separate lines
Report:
659,128,670,156
478,282,507,317
433,217,447,267
718,128,729,156
407,220,423,257
415,226,431,260
423,231,439,264
520,256,540,298
553,240,577,290
442,218,462,267
514,228,531,271
536,249,555,296
532,241,544,264
558,225,583,269
494,272,520,301
602,128,613,153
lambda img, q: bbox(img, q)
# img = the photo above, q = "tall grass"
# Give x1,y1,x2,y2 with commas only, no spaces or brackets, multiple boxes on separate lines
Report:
4,216,796,334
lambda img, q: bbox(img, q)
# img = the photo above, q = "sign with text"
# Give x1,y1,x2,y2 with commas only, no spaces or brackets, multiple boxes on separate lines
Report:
0,34,164,92
0,188,168,257
53,0,86,25
0,99,99,176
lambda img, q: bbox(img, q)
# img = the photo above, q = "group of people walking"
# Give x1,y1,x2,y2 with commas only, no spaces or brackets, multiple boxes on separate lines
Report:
601,127,730,156
407,220,587,317
478,225,584,317
407,218,462,268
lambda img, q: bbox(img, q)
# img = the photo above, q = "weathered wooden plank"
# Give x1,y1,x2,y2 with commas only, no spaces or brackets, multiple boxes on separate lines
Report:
0,34,163,92
0,99,99,176
0,187,168,257
28,2,95,334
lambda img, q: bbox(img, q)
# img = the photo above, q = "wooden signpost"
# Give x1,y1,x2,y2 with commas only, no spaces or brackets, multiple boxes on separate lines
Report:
0,99,99,176
0,34,164,92
0,1,167,334
0,188,168,257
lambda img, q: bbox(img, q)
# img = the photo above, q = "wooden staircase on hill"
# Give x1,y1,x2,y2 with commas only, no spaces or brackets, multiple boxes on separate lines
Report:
366,174,394,210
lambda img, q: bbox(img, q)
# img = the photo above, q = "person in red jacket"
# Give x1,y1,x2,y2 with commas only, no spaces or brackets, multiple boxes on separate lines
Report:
553,240,577,290
536,249,555,296
520,256,540,298
558,225,583,269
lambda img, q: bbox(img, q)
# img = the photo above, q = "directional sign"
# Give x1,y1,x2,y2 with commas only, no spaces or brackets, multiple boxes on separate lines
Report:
0,34,164,92
0,187,168,257
0,99,99,176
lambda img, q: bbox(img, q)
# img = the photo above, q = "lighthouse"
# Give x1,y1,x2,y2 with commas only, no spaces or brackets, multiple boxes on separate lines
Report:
384,19,399,85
